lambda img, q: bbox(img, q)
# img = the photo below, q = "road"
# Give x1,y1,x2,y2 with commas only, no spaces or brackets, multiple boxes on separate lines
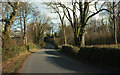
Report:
22,48,112,73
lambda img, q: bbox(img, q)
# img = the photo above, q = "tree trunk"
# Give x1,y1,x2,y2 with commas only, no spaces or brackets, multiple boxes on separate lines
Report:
74,25,86,47
79,28,85,47
23,16,27,45
4,24,11,35
2,2,19,50
2,24,11,50
114,19,118,44
81,26,86,46
63,27,67,45
118,3,120,43
81,33,85,46
73,30,79,46
20,8,23,38
113,1,118,44
73,27,85,47
35,25,38,43
74,37,80,46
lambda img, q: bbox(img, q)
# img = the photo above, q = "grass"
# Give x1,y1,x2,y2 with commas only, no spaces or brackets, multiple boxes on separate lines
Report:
56,49,61,51
2,44,40,61
2,47,39,74
2,46,27,61
85,44,120,49
7,59,22,73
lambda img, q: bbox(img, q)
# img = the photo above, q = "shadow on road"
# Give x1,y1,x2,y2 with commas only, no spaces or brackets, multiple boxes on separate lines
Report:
43,50,112,73
44,51,61,56
43,42,55,49
24,47,114,73
26,41,114,73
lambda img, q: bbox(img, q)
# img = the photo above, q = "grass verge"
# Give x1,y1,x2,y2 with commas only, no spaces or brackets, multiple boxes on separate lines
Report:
60,44,120,72
2,47,39,74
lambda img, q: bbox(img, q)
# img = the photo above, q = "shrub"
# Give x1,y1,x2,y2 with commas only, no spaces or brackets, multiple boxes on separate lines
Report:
60,45,79,56
2,46,27,61
77,47,120,67
60,45,120,69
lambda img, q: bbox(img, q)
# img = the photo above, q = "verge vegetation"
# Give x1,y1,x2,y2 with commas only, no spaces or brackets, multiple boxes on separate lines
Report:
60,45,120,72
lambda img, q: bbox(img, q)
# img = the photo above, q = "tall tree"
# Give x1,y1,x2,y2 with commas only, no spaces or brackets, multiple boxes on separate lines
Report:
106,1,120,44
113,0,117,44
118,2,120,42
51,0,113,47
27,13,51,44
1,2,19,36
19,2,32,45
19,3,24,38
1,1,19,49
46,3,67,45
118,3,120,40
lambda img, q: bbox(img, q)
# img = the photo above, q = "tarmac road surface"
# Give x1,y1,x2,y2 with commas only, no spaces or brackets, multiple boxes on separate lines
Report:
22,48,112,73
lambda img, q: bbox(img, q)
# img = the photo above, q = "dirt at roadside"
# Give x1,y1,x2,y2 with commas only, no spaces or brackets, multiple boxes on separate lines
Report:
2,48,38,73
13,53,31,73
2,51,30,73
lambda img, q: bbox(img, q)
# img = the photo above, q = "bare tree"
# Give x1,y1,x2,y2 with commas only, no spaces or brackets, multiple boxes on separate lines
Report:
19,3,24,38
48,0,115,47
45,2,67,45
1,1,19,35
1,1,19,49
106,1,120,44
118,2,120,43
27,13,51,44
18,2,33,45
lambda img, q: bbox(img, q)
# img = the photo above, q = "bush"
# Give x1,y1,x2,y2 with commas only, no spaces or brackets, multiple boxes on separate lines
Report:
60,45,79,56
26,44,36,49
2,46,27,61
77,47,120,67
44,36,58,49
60,45,120,69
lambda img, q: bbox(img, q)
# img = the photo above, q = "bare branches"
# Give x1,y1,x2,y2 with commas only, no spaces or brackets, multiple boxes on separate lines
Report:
0,19,7,22
86,9,111,25
44,0,119,46
46,2,66,26
114,1,120,8
8,0,15,8
1,1,19,23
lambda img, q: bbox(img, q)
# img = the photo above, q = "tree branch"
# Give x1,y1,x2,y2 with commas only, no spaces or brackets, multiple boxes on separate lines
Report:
86,9,112,25
8,0,15,8
0,19,7,22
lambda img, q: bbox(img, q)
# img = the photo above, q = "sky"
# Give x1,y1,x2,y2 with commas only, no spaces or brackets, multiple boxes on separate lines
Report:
30,0,119,33
0,0,119,33
0,0,111,33
30,2,60,32
30,1,104,25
